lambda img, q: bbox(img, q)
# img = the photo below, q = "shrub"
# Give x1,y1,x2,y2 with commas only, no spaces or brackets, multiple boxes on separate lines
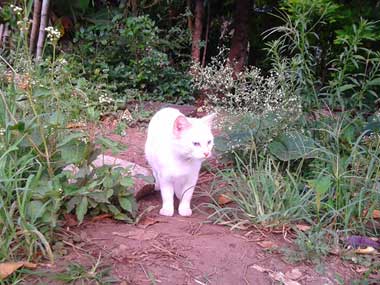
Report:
72,12,193,102
265,0,380,110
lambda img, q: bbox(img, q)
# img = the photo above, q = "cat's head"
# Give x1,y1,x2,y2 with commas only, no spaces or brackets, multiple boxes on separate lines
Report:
173,113,216,160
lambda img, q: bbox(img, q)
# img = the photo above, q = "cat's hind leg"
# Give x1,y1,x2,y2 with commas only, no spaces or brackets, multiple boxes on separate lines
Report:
178,176,198,217
152,169,160,191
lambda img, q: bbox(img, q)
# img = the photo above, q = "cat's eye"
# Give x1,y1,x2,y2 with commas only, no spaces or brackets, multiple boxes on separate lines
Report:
193,142,201,146
207,140,212,145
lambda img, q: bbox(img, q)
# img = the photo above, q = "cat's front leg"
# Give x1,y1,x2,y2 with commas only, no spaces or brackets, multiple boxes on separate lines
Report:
178,178,197,217
159,180,175,216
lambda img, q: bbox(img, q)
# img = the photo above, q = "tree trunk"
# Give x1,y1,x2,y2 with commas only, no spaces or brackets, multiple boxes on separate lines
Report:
191,0,204,63
36,0,50,60
228,0,250,72
30,0,42,55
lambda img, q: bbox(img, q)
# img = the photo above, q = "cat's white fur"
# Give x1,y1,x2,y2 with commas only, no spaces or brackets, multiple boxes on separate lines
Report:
145,107,215,217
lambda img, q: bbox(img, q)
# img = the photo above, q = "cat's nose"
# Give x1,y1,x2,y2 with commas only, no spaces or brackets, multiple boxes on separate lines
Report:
204,152,210,157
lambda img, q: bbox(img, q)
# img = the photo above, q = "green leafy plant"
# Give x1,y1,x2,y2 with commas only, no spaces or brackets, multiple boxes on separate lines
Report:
63,163,137,224
0,5,137,266
283,228,337,264
265,0,380,111
72,12,193,102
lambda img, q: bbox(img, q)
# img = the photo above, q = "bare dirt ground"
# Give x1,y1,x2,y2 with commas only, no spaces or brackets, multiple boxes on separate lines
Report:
35,104,360,285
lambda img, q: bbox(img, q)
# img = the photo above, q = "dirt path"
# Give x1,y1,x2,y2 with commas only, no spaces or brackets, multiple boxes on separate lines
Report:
31,103,360,285
60,205,354,285
46,117,358,285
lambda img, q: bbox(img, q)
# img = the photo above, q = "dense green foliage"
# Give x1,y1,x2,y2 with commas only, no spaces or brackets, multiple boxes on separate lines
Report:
70,12,193,102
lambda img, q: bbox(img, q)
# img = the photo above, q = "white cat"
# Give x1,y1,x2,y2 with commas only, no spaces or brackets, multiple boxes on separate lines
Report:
145,107,215,217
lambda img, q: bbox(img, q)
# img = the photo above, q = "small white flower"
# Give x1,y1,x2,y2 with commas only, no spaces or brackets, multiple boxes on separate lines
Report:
0,128,6,136
45,26,61,42
11,5,23,15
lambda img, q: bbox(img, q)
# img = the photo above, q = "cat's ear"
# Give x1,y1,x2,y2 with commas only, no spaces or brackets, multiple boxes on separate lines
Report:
173,115,191,137
201,113,216,127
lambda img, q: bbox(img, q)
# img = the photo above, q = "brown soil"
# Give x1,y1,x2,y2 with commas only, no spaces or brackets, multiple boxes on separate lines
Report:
35,104,359,285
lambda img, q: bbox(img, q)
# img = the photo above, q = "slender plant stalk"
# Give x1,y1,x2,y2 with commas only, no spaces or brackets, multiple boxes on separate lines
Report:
30,0,42,55
0,24,4,47
3,23,9,46
36,0,50,60
201,1,210,68
186,0,193,33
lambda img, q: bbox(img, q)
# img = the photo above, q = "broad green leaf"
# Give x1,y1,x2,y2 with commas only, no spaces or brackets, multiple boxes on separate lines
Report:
107,204,121,215
60,142,87,164
269,131,317,161
106,188,114,199
113,213,133,222
66,196,81,213
308,176,331,212
20,127,43,147
27,200,45,221
120,176,134,188
87,191,110,203
367,78,380,86
338,84,355,92
308,176,331,195
103,176,115,188
57,132,87,147
119,196,132,212
95,137,125,154
76,197,88,223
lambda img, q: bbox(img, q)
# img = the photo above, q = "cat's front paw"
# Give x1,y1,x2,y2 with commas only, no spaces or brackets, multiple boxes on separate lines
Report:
178,205,192,217
159,207,174,216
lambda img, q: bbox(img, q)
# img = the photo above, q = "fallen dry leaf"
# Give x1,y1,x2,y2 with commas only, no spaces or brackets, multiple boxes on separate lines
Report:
112,229,159,241
250,264,268,273
0,262,37,280
269,271,301,285
66,122,86,129
372,210,380,219
295,224,311,232
250,264,301,285
91,214,113,222
63,213,78,227
354,246,376,254
138,217,160,229
285,268,303,280
257,240,278,249
217,194,232,205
